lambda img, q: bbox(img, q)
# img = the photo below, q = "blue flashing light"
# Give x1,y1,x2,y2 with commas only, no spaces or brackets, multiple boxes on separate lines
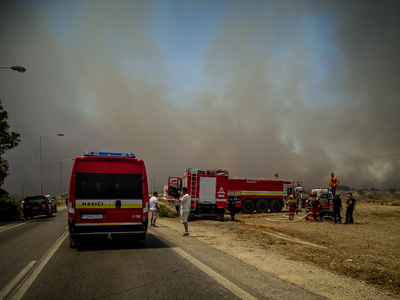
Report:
84,151,136,158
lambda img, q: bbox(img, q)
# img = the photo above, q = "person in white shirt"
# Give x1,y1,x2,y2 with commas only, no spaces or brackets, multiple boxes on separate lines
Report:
179,187,191,236
149,191,159,227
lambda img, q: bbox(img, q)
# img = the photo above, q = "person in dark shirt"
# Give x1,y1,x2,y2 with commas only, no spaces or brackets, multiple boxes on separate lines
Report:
228,198,236,221
345,193,356,224
332,194,342,224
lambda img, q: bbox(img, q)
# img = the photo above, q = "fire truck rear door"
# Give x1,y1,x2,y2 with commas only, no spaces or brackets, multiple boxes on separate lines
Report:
109,161,144,227
199,177,216,204
74,161,111,227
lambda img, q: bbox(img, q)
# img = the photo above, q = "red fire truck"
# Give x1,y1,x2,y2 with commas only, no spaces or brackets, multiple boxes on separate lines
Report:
168,168,302,217
228,178,302,213
68,151,149,247
167,168,228,220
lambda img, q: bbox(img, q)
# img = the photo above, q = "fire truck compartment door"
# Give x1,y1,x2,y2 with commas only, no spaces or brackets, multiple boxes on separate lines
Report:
199,177,216,204
284,184,293,199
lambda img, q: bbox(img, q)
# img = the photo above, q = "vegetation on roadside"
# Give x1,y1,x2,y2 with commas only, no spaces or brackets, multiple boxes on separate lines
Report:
0,99,21,221
0,188,21,221
0,99,20,186
158,200,179,218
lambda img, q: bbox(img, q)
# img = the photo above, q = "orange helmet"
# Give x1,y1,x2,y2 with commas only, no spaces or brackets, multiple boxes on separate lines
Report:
290,194,294,198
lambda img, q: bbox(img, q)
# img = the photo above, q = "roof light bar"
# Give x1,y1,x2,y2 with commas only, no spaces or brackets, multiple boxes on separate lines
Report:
84,151,136,158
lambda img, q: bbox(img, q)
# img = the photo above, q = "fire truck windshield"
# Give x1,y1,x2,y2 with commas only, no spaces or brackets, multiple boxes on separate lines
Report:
168,178,182,198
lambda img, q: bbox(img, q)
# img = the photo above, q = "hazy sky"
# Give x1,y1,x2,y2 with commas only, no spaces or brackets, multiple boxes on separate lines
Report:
1,0,399,197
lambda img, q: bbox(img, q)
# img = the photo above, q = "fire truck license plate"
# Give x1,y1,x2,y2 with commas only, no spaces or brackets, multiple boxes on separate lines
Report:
81,214,103,220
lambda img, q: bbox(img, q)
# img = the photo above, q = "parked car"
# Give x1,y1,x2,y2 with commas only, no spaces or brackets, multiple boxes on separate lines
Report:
46,195,57,213
23,195,53,220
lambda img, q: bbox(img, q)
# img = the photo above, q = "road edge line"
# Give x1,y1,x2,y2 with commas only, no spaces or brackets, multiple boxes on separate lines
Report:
9,231,68,300
0,261,36,300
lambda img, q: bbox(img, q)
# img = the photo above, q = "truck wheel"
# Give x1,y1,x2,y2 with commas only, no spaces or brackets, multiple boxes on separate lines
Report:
270,199,282,213
256,199,269,213
241,199,255,214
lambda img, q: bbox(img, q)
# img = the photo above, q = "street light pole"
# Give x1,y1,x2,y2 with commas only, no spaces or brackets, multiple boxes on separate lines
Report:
60,159,74,197
0,65,26,73
40,133,64,195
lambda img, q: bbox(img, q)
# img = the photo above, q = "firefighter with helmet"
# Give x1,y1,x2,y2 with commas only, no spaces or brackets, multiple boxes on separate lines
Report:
296,193,302,213
309,195,321,222
287,194,296,221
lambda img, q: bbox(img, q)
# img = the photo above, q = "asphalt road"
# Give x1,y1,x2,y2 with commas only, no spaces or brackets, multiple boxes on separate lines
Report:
0,209,325,300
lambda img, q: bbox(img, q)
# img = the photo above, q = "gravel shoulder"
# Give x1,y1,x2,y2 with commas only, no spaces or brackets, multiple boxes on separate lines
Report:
158,191,400,299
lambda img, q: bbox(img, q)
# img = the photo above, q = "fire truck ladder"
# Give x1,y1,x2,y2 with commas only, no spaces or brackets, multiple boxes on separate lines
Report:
190,169,198,210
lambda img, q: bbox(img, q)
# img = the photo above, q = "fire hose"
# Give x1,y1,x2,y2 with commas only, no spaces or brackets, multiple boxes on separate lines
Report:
265,212,310,222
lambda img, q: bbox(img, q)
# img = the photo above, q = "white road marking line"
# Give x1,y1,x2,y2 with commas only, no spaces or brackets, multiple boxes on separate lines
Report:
0,222,31,234
154,235,257,300
0,261,36,300
0,207,67,234
9,231,68,300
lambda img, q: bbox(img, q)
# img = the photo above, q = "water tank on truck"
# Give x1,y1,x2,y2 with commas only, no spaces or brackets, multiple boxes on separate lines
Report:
227,178,301,214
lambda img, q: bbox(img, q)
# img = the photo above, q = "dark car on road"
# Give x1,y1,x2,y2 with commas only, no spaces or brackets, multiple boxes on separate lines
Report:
23,195,53,220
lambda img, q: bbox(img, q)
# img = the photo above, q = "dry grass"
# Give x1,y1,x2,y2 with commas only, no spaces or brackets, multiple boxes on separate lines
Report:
163,191,400,296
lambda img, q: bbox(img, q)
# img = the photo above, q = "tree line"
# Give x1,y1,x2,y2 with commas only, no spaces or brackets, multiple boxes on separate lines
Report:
0,99,21,221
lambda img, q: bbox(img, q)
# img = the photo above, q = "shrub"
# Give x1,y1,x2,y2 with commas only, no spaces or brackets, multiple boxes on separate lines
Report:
158,204,169,218
0,193,22,221
339,185,351,191
158,203,179,218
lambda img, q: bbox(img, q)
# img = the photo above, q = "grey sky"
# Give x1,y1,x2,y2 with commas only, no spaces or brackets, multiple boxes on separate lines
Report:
1,0,399,197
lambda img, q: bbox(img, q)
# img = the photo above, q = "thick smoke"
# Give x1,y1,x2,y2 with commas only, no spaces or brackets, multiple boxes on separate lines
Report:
1,0,399,197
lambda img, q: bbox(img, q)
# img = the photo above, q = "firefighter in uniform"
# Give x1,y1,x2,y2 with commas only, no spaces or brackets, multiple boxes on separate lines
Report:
287,194,296,221
309,196,320,222
296,194,302,213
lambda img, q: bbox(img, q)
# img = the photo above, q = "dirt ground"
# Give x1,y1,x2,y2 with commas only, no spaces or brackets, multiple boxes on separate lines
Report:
160,190,400,297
